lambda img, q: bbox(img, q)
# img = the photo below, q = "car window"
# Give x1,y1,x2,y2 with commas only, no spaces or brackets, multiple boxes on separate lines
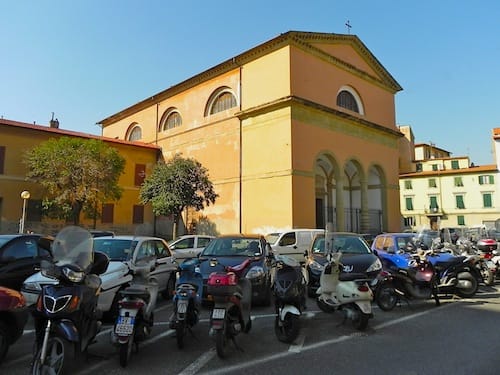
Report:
197,237,212,248
279,232,296,246
384,237,395,252
373,236,386,251
311,238,325,254
335,237,370,254
1,238,37,261
93,238,132,261
154,240,171,258
136,241,155,260
202,238,261,256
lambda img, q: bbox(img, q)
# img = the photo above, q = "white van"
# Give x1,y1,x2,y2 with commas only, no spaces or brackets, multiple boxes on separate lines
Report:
266,229,324,262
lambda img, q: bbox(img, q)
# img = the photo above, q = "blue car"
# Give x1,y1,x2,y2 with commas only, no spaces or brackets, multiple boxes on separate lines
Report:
371,232,418,270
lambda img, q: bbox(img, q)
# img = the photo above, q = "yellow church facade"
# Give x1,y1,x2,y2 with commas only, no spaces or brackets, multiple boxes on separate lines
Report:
99,31,404,236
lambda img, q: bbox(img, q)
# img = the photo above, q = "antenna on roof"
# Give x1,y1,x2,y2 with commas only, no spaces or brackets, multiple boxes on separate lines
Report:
49,112,59,128
345,20,352,34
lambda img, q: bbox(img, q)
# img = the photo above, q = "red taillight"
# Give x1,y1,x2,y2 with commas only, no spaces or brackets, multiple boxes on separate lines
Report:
207,272,237,286
483,253,493,259
118,300,145,309
357,285,369,292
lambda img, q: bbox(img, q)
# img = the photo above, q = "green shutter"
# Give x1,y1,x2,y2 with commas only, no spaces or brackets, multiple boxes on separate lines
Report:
483,193,492,208
430,196,438,209
456,195,465,209
405,197,413,210
457,215,465,225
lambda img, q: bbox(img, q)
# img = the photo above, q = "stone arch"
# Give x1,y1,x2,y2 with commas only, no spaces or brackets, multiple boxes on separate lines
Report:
366,164,387,233
343,159,365,232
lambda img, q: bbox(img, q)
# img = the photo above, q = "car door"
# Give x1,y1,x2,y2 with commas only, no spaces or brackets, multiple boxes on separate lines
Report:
0,236,48,290
151,239,176,290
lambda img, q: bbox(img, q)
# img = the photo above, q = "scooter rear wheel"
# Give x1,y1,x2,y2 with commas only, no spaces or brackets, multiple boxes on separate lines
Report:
176,321,185,349
351,308,370,331
215,327,229,358
455,272,479,298
119,328,135,368
274,314,300,343
375,282,398,312
0,321,9,363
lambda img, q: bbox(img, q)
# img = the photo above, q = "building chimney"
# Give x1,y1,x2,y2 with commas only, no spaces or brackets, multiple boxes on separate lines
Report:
49,112,59,128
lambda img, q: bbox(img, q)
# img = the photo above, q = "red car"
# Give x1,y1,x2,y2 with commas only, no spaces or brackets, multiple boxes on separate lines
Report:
0,286,29,363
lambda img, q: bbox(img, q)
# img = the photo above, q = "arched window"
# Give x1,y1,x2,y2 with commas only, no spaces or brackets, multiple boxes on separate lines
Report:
161,110,182,131
207,89,237,115
337,91,359,113
128,124,142,141
336,86,364,115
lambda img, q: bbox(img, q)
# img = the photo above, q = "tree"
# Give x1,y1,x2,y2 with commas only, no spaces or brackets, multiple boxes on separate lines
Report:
140,153,218,239
24,137,125,225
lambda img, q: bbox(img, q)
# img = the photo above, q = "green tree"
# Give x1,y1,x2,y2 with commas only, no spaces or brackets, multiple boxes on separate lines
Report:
140,153,218,239
24,137,125,225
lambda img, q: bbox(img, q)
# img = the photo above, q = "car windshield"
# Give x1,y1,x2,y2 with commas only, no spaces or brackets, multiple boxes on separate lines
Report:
202,237,262,257
93,238,136,261
0,235,17,247
264,233,280,245
311,235,370,254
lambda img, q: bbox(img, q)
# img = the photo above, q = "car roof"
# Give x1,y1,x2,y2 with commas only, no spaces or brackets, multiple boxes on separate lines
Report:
93,235,166,241
215,234,263,239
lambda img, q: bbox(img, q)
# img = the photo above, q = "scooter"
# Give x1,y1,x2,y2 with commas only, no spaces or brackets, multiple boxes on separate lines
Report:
0,286,29,364
31,226,109,375
169,257,203,349
271,254,306,343
110,258,158,367
207,258,252,358
316,251,373,331
375,249,440,311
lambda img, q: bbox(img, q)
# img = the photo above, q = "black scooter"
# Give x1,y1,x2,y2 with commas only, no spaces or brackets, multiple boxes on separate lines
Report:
271,254,306,343
31,226,109,375
207,258,252,358
0,286,29,364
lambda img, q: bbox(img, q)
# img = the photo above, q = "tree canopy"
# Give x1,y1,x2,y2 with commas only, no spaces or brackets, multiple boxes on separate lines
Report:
140,153,218,238
24,137,125,224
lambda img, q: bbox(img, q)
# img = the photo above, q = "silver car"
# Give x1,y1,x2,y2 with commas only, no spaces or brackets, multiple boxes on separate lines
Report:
168,234,215,259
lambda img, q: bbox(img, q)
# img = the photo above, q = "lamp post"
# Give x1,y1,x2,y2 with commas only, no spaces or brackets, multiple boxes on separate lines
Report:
19,190,30,234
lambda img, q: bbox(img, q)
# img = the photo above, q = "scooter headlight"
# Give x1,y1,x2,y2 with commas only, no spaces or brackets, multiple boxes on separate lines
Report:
309,260,324,272
246,266,265,279
366,258,382,273
62,267,85,283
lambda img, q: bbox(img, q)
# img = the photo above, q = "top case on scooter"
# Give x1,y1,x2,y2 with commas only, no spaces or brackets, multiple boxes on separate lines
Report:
207,272,241,296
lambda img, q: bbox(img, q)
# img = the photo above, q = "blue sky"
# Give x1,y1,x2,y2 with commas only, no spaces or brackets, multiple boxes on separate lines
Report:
1,1,499,165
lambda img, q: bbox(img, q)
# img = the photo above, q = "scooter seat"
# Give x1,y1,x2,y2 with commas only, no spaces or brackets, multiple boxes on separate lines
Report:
120,287,151,301
338,272,368,281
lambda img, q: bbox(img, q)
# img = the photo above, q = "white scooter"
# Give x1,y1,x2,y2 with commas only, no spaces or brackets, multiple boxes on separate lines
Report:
111,258,159,367
316,251,373,331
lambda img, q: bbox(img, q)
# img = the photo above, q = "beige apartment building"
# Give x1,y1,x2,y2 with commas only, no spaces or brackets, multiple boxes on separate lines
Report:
399,125,500,231
98,31,405,236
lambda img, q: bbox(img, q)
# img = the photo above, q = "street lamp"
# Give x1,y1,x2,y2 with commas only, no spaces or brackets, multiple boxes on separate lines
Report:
19,190,30,234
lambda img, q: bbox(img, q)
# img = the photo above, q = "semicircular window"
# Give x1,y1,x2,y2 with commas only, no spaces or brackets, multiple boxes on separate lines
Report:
210,91,237,115
336,90,359,113
163,111,182,130
128,125,142,141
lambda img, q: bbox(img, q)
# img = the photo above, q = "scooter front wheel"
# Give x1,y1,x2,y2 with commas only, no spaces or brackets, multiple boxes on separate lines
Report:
375,282,398,312
316,297,336,313
455,272,479,298
215,327,229,359
119,329,135,368
31,336,74,375
274,314,300,343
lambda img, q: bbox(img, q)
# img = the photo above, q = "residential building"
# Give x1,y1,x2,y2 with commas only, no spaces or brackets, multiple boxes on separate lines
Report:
0,118,161,235
98,31,404,236
399,125,500,230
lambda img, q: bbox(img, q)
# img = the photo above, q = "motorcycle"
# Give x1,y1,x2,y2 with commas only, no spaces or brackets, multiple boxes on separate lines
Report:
110,257,158,367
455,238,496,286
375,249,440,311
31,226,109,375
169,257,203,349
207,258,252,358
271,254,307,343
316,251,373,331
0,286,29,364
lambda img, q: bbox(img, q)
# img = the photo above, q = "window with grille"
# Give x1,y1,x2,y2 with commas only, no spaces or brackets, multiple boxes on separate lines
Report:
336,90,359,113
451,160,459,169
432,164,438,171
128,125,142,141
210,92,237,114
134,164,146,186
428,178,437,188
456,195,465,209
454,177,463,187
483,193,493,208
162,111,182,130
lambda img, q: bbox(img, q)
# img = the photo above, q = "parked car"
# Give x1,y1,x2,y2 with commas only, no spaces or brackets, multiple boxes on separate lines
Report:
304,232,382,297
168,234,215,259
197,234,273,306
0,234,53,291
0,286,29,363
266,228,324,262
370,232,418,270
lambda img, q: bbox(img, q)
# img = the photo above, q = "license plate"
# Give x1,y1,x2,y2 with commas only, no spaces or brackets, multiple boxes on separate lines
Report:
212,308,225,319
177,301,187,313
115,316,135,335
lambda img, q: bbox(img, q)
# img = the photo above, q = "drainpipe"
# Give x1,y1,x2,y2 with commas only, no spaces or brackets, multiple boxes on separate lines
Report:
238,62,242,233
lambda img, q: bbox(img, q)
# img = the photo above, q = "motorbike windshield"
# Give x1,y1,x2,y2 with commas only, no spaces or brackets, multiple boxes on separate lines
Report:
50,226,93,270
